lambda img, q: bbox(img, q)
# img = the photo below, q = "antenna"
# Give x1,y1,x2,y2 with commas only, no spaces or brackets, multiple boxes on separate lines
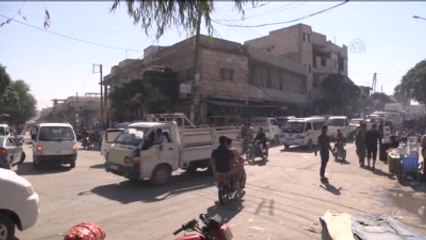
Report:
372,73,377,94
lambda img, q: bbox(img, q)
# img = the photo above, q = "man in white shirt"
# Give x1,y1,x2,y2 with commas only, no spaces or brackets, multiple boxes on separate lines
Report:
153,129,166,145
421,133,426,176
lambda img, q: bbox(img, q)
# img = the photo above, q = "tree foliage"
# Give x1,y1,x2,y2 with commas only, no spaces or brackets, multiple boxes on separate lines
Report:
394,60,426,106
109,67,179,121
0,65,37,125
367,92,394,111
322,74,360,114
110,0,254,39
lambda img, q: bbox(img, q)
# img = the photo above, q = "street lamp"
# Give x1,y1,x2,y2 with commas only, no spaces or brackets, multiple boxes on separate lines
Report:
413,15,426,20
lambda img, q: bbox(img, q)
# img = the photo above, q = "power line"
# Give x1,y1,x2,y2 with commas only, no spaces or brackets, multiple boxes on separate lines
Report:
212,0,349,28
214,1,306,22
0,14,142,52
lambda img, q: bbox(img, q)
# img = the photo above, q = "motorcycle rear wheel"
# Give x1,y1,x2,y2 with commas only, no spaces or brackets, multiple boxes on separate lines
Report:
246,151,255,165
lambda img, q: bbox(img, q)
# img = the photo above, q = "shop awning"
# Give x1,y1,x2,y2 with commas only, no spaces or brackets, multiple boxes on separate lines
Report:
206,99,248,107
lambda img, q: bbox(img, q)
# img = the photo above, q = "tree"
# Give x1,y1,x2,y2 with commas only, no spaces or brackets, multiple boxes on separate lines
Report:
367,92,394,111
322,74,360,115
110,0,252,39
394,60,426,107
109,67,179,121
0,64,11,97
0,65,38,125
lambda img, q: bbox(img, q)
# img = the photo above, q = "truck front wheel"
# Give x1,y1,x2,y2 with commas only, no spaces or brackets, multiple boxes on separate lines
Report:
150,164,171,186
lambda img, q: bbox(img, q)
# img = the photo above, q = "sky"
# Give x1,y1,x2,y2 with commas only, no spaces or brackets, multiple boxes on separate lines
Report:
0,1,425,110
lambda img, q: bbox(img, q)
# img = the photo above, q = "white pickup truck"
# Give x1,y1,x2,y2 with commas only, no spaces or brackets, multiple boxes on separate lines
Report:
104,121,240,185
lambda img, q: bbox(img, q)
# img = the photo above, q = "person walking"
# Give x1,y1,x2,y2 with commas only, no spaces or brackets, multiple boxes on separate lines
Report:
315,125,336,183
365,124,382,170
421,133,426,177
355,123,367,167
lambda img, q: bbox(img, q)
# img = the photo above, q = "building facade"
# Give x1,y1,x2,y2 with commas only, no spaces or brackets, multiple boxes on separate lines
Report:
245,23,348,102
103,35,310,124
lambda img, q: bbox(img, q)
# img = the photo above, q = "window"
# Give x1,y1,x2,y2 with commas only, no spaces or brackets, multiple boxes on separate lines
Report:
6,137,16,147
105,130,123,143
305,123,312,131
115,127,148,146
38,127,75,141
308,34,311,43
270,119,279,126
313,122,325,130
308,64,312,73
303,33,307,42
219,68,234,81
321,58,327,67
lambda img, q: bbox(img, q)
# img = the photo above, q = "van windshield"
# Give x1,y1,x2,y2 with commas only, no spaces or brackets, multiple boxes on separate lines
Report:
0,127,6,135
39,127,75,141
327,118,345,127
115,127,149,146
282,122,305,133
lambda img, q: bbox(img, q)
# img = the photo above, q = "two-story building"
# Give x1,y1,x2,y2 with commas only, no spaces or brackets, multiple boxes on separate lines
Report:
245,23,348,102
103,35,310,123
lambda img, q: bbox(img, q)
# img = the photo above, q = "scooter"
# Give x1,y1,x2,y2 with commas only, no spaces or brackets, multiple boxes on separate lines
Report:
333,141,346,162
245,140,269,164
216,173,244,205
174,214,233,240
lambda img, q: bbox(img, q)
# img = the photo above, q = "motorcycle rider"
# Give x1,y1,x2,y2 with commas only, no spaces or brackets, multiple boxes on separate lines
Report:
254,127,267,151
226,138,246,191
211,136,234,179
240,123,253,155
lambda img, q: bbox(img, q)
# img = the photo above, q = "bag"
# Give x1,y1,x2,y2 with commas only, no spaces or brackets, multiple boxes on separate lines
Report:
63,222,105,240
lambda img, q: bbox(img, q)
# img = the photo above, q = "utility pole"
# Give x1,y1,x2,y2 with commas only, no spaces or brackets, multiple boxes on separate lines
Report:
75,92,79,129
371,73,377,94
190,9,202,123
93,64,104,129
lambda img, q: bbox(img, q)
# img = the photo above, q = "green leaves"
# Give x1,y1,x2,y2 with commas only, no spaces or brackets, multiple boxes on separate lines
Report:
0,65,37,124
394,60,426,106
109,66,179,121
322,73,360,114
111,0,249,39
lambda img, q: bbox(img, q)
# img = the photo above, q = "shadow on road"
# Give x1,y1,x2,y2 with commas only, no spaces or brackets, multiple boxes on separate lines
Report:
371,168,396,180
15,162,71,175
280,146,315,153
206,200,244,223
89,163,105,169
90,171,215,203
320,182,342,196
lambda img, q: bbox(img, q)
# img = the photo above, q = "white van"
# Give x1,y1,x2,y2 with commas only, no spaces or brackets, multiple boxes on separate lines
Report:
279,117,326,149
31,123,78,169
327,116,350,139
250,117,281,144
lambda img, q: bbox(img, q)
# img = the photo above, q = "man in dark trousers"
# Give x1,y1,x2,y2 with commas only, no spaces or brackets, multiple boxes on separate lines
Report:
355,123,367,167
365,124,382,170
315,125,336,183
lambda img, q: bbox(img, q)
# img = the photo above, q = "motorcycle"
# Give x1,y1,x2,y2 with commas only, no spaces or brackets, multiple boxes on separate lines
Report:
216,173,244,205
245,139,269,164
174,214,233,240
82,136,92,150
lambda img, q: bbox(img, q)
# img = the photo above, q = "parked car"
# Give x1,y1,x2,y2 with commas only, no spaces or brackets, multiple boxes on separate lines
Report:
0,135,25,169
31,123,78,169
0,168,39,240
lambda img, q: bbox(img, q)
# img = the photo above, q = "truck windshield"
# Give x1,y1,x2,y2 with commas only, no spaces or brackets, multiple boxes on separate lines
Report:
38,127,75,141
282,122,305,133
327,119,345,127
115,127,148,146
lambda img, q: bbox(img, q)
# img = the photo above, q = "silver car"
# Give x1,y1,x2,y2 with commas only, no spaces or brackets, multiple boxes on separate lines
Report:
0,136,25,169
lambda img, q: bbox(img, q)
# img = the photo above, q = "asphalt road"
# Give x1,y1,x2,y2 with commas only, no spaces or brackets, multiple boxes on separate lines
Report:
13,143,426,240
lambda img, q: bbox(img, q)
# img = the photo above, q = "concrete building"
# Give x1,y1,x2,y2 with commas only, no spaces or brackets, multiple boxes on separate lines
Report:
245,23,348,102
103,35,310,123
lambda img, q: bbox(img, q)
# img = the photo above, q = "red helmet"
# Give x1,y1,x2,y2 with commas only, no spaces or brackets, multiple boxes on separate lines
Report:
63,222,105,240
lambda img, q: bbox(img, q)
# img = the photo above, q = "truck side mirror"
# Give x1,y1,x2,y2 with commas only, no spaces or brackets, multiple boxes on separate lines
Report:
31,134,36,140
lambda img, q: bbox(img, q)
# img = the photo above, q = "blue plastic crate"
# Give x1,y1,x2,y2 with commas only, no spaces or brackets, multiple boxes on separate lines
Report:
401,156,419,174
